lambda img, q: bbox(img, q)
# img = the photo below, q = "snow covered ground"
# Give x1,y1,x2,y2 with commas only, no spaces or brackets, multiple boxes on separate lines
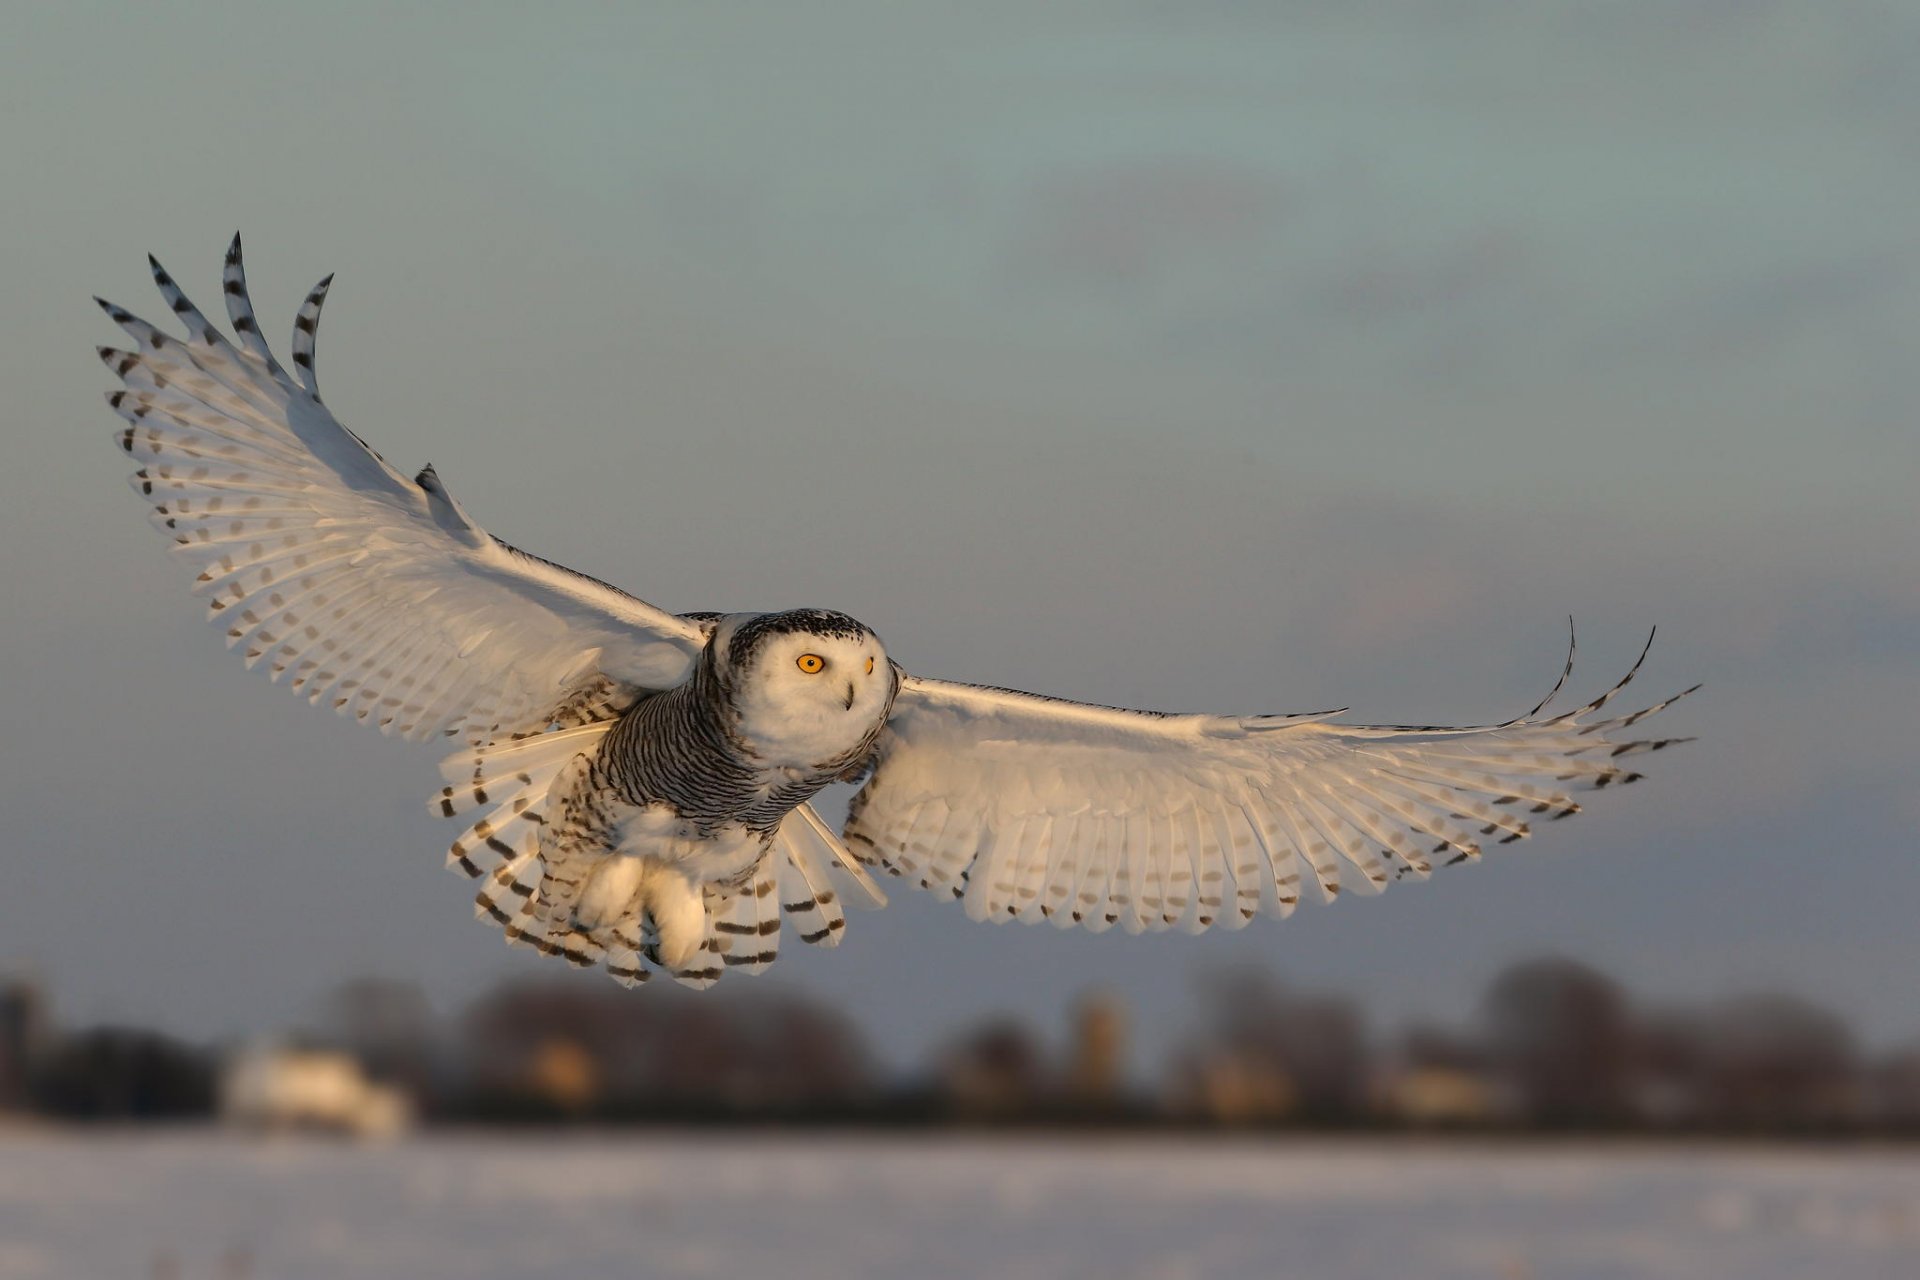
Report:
2,1131,1918,1279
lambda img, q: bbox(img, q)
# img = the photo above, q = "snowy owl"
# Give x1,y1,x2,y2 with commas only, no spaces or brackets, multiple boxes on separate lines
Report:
96,239,1696,989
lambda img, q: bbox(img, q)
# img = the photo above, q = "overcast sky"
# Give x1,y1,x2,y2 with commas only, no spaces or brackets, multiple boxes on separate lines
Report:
3,2,1915,1070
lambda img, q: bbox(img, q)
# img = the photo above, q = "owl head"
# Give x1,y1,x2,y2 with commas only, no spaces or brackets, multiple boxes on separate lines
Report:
709,609,897,769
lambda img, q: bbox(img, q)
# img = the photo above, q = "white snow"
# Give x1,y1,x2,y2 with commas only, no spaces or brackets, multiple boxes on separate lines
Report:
1,1132,1917,1279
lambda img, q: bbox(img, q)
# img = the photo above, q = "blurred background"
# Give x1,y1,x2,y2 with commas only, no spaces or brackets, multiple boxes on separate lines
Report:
2,3,1916,1277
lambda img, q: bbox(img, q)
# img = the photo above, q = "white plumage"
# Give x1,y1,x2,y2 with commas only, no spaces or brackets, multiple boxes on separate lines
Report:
846,654,1689,934
97,238,1697,989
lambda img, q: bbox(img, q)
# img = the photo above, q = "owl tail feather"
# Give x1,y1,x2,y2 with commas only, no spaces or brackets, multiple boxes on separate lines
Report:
432,723,612,954
431,724,885,993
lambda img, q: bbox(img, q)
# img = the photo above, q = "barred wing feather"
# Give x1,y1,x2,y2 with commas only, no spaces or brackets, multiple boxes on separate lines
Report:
846,640,1695,933
99,238,705,746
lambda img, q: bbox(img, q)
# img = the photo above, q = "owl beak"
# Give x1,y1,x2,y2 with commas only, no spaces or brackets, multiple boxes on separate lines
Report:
843,682,857,710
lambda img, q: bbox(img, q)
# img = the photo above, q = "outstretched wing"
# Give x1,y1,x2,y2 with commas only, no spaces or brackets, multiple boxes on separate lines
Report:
844,633,1696,933
99,237,706,746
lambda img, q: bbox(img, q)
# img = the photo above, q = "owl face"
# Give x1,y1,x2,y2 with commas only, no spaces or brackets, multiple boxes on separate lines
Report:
716,610,895,769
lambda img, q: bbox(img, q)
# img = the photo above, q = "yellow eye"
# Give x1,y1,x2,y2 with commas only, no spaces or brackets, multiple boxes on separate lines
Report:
865,657,875,674
796,653,825,674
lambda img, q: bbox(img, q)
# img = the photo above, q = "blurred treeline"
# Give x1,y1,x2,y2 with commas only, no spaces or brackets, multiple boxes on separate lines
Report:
5,956,1919,1136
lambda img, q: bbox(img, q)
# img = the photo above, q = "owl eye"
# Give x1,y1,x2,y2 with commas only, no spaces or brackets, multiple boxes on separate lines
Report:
796,653,825,674
865,657,875,675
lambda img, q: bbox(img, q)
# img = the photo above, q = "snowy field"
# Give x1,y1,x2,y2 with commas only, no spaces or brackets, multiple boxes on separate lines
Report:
3,1132,1920,1280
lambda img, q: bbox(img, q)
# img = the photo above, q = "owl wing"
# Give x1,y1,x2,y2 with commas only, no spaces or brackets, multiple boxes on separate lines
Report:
99,238,707,747
845,633,1696,933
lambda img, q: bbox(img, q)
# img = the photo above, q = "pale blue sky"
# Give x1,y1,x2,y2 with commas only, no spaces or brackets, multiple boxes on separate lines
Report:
3,3,1915,1067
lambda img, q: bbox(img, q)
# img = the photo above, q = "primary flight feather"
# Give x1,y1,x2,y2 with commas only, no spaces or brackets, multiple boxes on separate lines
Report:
97,238,1697,989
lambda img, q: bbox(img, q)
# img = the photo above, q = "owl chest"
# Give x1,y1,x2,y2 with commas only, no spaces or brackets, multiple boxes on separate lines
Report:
599,693,824,833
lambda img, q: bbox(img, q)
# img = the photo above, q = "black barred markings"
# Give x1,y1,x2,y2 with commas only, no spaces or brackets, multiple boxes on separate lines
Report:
599,651,862,840
289,274,332,392
714,918,781,936
842,638,1693,934
478,625,893,986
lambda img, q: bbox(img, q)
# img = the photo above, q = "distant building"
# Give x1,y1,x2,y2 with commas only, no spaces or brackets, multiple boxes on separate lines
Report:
521,1038,601,1114
1066,992,1127,1108
1163,1050,1297,1124
221,1045,413,1137
1376,1066,1502,1125
1378,1025,1506,1125
321,978,439,1102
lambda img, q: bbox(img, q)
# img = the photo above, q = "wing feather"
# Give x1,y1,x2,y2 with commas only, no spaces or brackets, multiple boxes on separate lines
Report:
100,241,706,746
846,639,1695,934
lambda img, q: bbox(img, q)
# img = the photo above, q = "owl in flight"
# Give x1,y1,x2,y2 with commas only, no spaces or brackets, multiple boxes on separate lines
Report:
96,239,1695,989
